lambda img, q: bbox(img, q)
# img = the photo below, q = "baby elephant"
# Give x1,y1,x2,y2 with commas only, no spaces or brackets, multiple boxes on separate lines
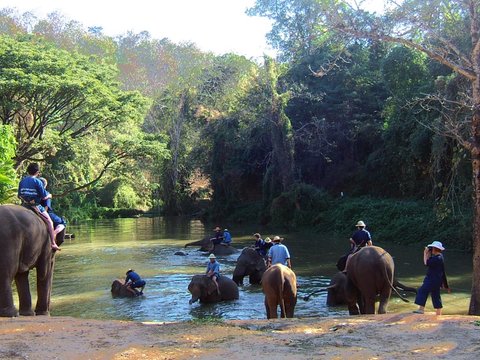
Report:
262,264,297,319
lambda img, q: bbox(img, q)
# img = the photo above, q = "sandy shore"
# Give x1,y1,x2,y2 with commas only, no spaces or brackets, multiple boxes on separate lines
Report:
1,313,479,359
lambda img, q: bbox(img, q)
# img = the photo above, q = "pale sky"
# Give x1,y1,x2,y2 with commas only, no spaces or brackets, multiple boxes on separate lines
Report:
0,0,275,60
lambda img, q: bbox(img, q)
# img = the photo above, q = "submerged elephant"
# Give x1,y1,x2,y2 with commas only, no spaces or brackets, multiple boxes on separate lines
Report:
111,279,137,298
262,264,297,319
0,204,59,317
328,246,411,315
188,275,239,304
184,237,238,255
232,247,266,285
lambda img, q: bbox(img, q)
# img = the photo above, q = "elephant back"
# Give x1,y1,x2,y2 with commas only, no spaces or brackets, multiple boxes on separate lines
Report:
217,276,239,300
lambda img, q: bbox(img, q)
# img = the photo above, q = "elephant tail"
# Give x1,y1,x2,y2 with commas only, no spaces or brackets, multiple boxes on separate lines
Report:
386,271,410,303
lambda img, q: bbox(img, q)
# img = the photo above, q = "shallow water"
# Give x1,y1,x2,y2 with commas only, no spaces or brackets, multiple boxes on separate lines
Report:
32,217,473,321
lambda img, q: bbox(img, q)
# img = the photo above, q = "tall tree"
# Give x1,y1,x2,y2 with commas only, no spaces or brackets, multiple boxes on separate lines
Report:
251,0,480,314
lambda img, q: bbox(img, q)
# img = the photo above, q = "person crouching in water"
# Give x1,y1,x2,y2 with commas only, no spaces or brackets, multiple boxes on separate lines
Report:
18,163,60,251
413,241,450,315
206,253,221,295
125,269,146,296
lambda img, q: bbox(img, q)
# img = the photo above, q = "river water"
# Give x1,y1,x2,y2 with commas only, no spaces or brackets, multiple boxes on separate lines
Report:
41,217,472,322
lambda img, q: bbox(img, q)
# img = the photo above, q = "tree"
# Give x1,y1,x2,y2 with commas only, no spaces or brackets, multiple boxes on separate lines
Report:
251,0,480,314
0,124,17,203
0,35,149,169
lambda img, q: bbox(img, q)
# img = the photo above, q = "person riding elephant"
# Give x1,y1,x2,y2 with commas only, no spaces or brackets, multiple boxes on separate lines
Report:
327,246,409,315
232,247,267,286
188,274,239,304
184,237,238,255
261,263,297,319
0,204,58,317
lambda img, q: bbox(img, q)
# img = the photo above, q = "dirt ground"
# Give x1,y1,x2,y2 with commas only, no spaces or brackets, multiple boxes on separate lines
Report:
1,313,479,360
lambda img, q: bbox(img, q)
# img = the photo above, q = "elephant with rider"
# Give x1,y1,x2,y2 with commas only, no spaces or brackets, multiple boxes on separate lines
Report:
184,237,238,255
262,264,297,319
232,247,266,285
0,204,61,317
326,246,412,315
188,275,239,304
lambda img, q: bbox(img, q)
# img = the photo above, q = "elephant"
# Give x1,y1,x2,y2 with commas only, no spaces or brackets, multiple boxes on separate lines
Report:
327,246,411,315
184,237,238,255
262,264,297,319
188,274,239,304
232,247,266,286
0,204,60,317
111,279,137,298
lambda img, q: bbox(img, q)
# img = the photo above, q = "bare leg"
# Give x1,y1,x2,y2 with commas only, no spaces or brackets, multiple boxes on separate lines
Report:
41,211,60,250
212,275,220,295
54,224,65,235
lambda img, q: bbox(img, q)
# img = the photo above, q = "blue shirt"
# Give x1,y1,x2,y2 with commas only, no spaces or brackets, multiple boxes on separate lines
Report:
268,243,290,266
125,271,142,283
18,176,48,204
425,254,445,286
223,231,232,244
206,260,220,277
351,229,371,247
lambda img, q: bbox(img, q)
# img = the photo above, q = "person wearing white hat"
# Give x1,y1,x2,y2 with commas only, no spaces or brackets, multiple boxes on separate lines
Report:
413,241,450,315
206,253,221,294
349,220,372,250
267,236,291,268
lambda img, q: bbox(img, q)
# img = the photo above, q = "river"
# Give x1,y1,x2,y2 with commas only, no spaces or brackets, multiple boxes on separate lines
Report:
39,216,473,322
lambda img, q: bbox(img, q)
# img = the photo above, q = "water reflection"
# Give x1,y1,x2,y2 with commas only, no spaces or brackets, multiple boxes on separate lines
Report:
39,217,474,321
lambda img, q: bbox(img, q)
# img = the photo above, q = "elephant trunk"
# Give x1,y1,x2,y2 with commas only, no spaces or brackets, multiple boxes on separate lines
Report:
189,296,199,305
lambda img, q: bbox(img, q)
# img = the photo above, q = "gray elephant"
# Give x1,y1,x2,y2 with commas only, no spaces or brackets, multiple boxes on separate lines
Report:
262,264,297,319
111,279,136,298
232,247,266,285
327,246,410,315
184,237,238,255
325,272,417,307
0,205,59,317
188,275,239,304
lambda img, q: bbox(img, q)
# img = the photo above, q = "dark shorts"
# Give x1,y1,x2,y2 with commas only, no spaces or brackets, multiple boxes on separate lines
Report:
131,280,146,288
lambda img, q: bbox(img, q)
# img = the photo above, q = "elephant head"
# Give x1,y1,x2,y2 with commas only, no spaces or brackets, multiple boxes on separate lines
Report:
233,247,266,285
111,279,136,298
188,275,219,304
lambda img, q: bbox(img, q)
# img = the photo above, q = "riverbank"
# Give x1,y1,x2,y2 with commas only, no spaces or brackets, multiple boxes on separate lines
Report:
1,313,479,359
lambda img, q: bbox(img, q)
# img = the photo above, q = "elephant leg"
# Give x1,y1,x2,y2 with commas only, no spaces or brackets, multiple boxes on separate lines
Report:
378,288,392,314
348,303,360,315
362,295,376,314
35,264,54,315
283,287,297,318
0,278,18,317
265,297,278,319
15,272,34,316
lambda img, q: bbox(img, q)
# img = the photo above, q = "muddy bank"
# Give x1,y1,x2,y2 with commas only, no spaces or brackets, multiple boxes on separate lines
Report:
1,313,480,359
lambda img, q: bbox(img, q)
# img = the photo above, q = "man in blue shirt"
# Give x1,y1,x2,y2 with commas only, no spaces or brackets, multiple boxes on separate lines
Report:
349,220,372,250
206,253,220,294
125,269,146,296
221,229,232,246
18,163,60,251
267,236,291,268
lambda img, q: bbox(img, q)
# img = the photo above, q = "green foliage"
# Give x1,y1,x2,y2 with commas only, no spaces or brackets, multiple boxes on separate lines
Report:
270,183,334,229
0,124,17,203
320,196,471,250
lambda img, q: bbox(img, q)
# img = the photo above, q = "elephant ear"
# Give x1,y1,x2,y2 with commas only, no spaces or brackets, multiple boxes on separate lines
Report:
206,277,218,295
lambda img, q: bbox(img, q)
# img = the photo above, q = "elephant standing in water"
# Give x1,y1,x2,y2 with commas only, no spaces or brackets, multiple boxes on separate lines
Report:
188,275,239,304
0,205,61,317
232,247,266,285
262,264,297,319
184,237,238,256
328,246,411,315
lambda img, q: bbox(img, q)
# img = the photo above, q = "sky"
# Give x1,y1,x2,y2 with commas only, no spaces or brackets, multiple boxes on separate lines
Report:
0,0,275,60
